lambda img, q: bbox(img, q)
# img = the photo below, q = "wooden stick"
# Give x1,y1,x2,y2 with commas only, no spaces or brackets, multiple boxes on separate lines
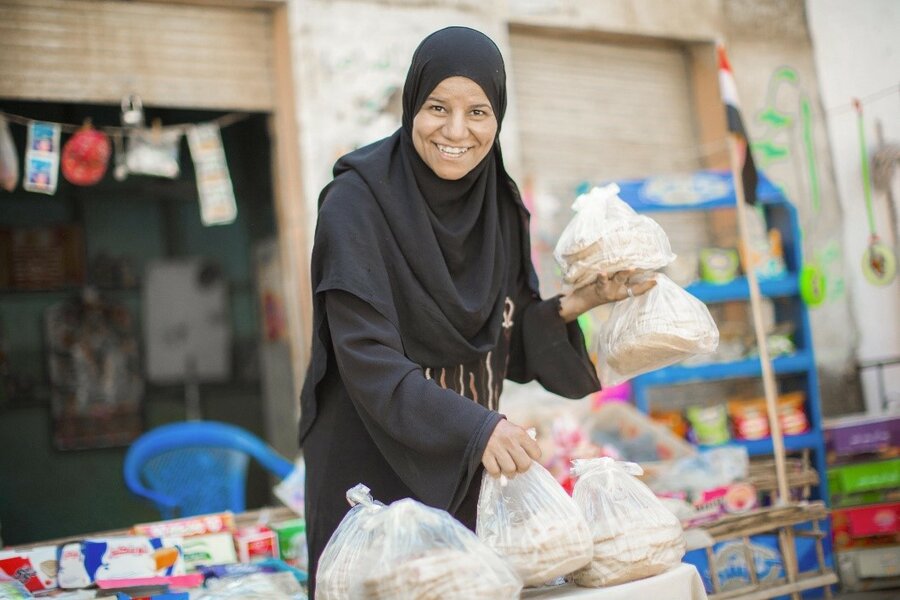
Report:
727,133,791,505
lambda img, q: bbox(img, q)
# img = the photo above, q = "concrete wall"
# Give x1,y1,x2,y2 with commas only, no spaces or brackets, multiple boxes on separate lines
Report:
284,0,866,414
806,0,900,413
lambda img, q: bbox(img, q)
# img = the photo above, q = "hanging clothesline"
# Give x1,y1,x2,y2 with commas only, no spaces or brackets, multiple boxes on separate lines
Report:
0,110,251,135
826,83,899,116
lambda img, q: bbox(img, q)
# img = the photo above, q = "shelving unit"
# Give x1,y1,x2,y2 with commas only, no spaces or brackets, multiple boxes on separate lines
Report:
613,170,829,504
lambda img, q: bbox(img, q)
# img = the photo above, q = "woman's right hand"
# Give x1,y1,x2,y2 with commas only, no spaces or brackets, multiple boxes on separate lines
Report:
481,419,541,478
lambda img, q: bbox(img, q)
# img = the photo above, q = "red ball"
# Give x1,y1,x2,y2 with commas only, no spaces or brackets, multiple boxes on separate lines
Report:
62,128,111,186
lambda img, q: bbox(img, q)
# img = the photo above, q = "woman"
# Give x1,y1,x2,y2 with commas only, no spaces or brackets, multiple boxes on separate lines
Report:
300,26,654,595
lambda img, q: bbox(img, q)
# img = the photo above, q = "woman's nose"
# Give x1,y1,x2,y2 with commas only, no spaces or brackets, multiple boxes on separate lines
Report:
442,112,467,140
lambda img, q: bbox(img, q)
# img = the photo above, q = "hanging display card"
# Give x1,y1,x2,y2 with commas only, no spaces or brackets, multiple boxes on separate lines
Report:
187,124,237,226
24,121,60,194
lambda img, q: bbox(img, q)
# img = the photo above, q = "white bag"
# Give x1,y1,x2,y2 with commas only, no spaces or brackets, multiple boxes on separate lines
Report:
554,184,675,289
597,273,718,386
571,458,685,587
477,462,592,586
315,484,385,600
351,497,522,600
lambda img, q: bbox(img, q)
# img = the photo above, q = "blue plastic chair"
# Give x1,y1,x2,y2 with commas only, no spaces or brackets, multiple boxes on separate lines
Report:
123,420,295,519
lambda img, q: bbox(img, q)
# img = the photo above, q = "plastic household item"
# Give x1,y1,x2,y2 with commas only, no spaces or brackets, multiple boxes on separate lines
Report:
583,402,696,466
477,462,592,586
570,458,685,587
123,420,294,519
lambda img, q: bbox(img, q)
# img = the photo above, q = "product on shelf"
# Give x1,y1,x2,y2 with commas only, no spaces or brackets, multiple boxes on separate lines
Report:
570,458,685,587
554,183,674,290
686,404,731,446
699,248,740,284
351,498,522,599
597,274,719,386
728,391,810,440
477,461,592,586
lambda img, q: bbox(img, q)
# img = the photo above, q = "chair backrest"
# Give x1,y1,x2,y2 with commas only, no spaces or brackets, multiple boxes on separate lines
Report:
123,420,294,519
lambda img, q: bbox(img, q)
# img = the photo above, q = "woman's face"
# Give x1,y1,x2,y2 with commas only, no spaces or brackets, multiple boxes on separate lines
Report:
412,76,498,180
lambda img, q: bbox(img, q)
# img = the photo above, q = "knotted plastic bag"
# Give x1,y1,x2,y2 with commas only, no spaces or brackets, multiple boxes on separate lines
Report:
571,458,685,587
554,184,675,290
476,456,592,586
597,273,718,386
315,484,385,600
351,497,522,600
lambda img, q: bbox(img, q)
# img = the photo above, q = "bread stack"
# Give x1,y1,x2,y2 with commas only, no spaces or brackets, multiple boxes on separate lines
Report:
316,485,385,600
598,273,719,385
571,458,686,588
351,498,522,600
477,465,593,586
554,184,675,290
361,547,521,599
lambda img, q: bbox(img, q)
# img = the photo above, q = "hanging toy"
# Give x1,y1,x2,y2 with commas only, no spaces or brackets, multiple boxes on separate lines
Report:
61,120,111,186
798,96,827,307
854,99,897,286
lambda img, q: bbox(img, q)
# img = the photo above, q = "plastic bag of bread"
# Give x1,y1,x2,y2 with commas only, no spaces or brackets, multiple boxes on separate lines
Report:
554,184,675,290
571,458,685,587
351,497,522,599
316,484,385,600
477,459,592,586
597,273,718,386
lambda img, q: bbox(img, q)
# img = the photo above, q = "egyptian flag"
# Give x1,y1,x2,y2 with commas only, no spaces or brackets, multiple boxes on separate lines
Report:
718,42,758,205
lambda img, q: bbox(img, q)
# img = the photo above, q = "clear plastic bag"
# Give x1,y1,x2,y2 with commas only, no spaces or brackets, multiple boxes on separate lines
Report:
195,572,307,600
125,126,181,178
315,484,385,600
554,184,675,289
351,497,522,599
476,461,592,586
570,458,685,587
0,114,19,192
597,273,719,386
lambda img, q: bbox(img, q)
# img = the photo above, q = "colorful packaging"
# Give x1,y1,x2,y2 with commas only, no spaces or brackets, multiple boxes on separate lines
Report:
57,537,184,589
234,526,278,563
131,512,235,539
272,520,307,570
0,545,58,592
180,533,238,570
687,404,731,446
728,392,809,440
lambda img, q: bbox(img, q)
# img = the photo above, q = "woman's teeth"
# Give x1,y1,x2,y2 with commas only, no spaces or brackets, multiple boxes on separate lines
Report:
437,144,469,156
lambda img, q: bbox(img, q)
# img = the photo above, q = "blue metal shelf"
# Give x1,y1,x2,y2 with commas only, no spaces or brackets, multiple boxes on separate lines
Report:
685,275,799,304
698,431,822,456
633,351,814,386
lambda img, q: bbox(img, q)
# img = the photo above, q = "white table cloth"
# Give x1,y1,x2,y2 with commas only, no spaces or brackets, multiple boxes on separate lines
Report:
522,563,708,600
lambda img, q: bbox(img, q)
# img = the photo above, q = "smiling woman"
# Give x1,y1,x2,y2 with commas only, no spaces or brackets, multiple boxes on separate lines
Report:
411,76,498,180
299,25,650,598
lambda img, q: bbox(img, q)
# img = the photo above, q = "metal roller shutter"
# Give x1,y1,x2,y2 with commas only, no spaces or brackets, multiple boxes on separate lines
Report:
508,28,708,268
0,0,274,111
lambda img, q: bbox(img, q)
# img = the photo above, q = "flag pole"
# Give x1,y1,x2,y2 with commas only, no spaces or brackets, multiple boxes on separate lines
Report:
726,133,791,505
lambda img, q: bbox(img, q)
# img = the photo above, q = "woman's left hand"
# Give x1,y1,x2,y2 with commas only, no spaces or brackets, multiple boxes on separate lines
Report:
558,269,657,323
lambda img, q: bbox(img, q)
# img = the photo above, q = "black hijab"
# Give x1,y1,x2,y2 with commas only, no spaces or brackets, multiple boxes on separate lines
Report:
300,26,537,441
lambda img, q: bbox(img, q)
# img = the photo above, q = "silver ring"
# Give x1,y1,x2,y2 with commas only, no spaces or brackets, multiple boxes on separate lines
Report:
626,285,634,298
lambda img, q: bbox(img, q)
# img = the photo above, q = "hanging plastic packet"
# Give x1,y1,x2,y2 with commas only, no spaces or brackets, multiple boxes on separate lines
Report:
24,121,61,194
554,184,675,290
351,497,522,599
126,120,181,178
597,273,718,386
0,114,19,192
187,123,238,226
570,457,685,587
315,484,385,600
476,454,592,586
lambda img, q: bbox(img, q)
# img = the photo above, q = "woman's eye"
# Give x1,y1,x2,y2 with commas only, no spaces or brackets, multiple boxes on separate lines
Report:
430,105,446,113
